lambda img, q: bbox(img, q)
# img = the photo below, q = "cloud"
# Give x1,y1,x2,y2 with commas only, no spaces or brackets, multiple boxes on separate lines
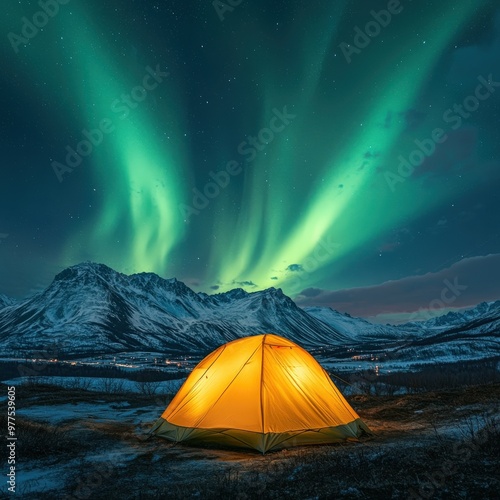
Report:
184,278,202,288
270,276,278,280
299,287,323,298
210,285,220,290
401,108,427,130
287,264,303,272
380,111,393,129
234,280,257,288
295,254,500,319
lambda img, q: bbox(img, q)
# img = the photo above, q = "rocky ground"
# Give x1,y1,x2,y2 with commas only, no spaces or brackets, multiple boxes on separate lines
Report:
1,382,499,499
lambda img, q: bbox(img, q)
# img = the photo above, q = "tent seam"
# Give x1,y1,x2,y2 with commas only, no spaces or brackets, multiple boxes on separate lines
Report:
190,342,262,429
260,333,266,434
167,344,227,419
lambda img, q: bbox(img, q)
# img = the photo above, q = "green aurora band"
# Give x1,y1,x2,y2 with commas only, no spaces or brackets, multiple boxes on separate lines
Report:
3,3,188,275
61,5,189,274
209,2,487,293
2,1,495,295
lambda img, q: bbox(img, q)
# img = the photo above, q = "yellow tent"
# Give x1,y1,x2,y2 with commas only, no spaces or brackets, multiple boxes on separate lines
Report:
152,334,370,453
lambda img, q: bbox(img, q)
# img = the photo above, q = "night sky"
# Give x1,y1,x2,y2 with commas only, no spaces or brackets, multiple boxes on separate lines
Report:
1,0,499,322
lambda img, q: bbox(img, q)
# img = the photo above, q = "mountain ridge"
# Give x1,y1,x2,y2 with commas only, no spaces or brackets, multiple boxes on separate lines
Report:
0,262,498,364
0,262,347,355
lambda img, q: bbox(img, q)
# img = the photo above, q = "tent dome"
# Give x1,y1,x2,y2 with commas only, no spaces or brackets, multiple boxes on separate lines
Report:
152,334,370,452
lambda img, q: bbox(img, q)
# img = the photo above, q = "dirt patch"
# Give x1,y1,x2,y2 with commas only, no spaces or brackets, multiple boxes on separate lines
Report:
6,382,500,499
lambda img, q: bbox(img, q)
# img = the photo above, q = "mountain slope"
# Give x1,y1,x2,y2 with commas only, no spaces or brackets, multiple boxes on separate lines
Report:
1,263,498,363
0,262,347,355
0,294,16,309
303,306,421,342
306,302,500,364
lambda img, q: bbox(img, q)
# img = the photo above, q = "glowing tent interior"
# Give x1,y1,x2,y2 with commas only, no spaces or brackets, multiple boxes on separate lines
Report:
151,333,370,453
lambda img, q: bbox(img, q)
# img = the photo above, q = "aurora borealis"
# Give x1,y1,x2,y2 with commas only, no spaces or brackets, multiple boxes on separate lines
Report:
1,0,499,321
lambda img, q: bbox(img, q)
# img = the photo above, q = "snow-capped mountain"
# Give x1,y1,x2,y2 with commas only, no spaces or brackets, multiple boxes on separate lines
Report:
0,262,348,355
403,301,500,330
306,302,500,364
303,306,421,342
0,262,498,364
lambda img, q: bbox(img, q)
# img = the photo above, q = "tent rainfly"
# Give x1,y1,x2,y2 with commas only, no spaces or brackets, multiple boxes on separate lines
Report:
151,333,370,453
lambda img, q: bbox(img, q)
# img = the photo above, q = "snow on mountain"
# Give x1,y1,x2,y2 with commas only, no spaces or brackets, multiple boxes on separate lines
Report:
0,262,347,356
403,301,500,330
398,300,500,360
303,306,420,342
306,302,500,364
0,262,498,365
0,294,16,309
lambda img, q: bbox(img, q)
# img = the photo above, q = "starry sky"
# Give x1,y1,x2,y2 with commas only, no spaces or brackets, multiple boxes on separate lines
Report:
1,0,499,323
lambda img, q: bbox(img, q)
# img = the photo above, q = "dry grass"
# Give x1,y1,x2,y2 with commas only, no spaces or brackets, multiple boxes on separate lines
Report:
13,381,169,408
6,382,499,499
0,414,88,462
